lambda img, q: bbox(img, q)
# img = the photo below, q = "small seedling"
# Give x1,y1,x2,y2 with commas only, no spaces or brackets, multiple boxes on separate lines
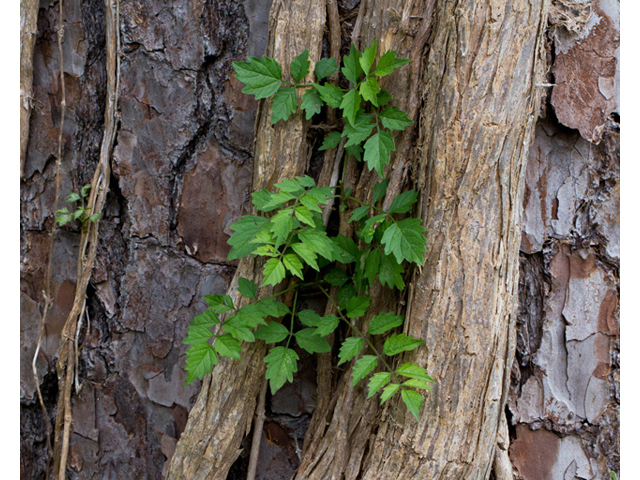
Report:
56,184,101,227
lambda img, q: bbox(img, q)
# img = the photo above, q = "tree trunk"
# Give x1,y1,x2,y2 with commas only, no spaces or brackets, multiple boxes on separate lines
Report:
20,0,620,478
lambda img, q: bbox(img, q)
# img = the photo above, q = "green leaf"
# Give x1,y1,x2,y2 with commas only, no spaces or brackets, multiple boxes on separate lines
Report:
381,218,427,265
291,242,319,271
190,310,219,327
305,186,332,204
233,56,283,99
283,253,304,279
312,83,344,108
252,189,277,212
379,106,413,131
345,144,363,162
183,324,214,345
331,235,359,263
346,296,372,318
264,346,299,394
314,314,339,336
337,337,364,365
204,294,235,314
402,379,432,390
372,178,389,204
342,44,363,84
263,191,296,209
314,57,340,80
363,248,381,284
252,297,290,318
383,333,425,356
294,205,316,227
395,363,434,383
255,322,289,344
319,131,342,151
228,216,270,261
295,328,331,354
275,178,304,194
185,343,218,384
290,49,310,83
367,372,391,398
379,254,405,290
238,277,257,298
388,190,418,214
368,312,404,335
215,334,242,360
401,389,423,421
299,230,336,261
271,87,298,124
80,184,92,198
351,355,378,387
342,111,374,147
262,258,286,287
301,88,324,120
359,213,387,244
374,50,411,77
324,268,349,287
88,212,101,222
349,205,370,223
337,283,357,308
253,245,279,257
340,89,362,126
380,383,400,403
296,175,315,188
359,39,377,75
269,207,294,248
224,322,255,342
66,192,81,203
72,209,84,220
297,309,321,327
376,90,393,106
363,130,395,176
359,76,380,106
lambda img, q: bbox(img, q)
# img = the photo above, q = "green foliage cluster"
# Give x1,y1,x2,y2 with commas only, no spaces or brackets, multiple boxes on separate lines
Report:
183,41,434,420
56,184,100,227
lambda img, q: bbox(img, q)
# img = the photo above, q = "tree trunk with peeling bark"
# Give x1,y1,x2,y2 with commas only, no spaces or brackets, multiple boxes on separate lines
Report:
168,0,549,478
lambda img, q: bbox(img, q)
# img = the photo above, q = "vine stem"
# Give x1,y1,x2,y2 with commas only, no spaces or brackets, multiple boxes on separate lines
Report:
246,377,268,480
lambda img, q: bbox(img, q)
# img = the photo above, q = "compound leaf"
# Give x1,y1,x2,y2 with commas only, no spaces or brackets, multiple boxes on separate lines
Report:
379,254,405,290
351,355,378,387
337,337,364,365
264,346,299,394
291,242,319,271
346,296,372,319
314,314,339,336
379,106,413,131
372,178,389,204
324,268,349,287
295,328,331,354
368,312,404,335
233,56,282,99
301,88,324,120
381,218,426,265
238,277,257,299
367,372,391,398
185,343,218,384
388,190,418,214
312,83,343,108
228,216,270,261
262,258,286,287
290,49,310,83
271,87,298,124
283,253,304,279
359,76,380,106
349,205,370,223
299,230,336,261
383,333,425,356
359,39,377,75
314,57,340,80
342,111,374,147
401,389,423,421
183,324,215,345
380,383,400,403
374,50,410,77
363,130,395,176
342,44,363,84
395,363,434,383
340,88,362,126
319,131,342,151
215,333,242,360
255,322,289,344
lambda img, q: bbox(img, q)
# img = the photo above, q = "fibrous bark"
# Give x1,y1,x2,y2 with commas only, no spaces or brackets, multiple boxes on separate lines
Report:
20,0,39,177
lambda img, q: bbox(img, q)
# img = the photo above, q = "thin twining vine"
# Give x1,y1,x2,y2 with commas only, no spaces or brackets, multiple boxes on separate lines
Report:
183,41,433,419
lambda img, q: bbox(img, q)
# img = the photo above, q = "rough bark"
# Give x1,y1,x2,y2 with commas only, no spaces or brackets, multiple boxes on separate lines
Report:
20,0,39,177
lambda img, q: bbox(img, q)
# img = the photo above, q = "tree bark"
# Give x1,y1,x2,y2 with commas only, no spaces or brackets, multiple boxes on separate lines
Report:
20,0,39,177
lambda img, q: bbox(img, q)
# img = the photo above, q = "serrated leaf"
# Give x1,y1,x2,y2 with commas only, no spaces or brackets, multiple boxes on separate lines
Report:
349,205,370,223
346,296,372,319
395,363,434,382
402,379,432,390
301,88,324,120
359,76,380,106
290,49,310,83
376,90,393,106
372,178,389,204
264,346,299,394
363,248,381,284
342,44,363,84
299,230,336,261
191,310,219,327
342,111,374,147
252,189,277,212
296,175,315,187
253,245,279,257
215,333,242,360
312,83,343,108
275,178,304,194
331,235,359,263
238,277,257,298
291,242,319,271
368,312,404,335
255,322,290,344
363,130,395,176
204,294,235,314
269,207,294,248
374,50,411,77
381,218,426,265
378,253,405,290
262,258,286,286
337,337,364,365
233,56,282,99
299,195,323,214
72,209,84,220
401,389,423,421
294,206,316,227
340,89,362,126
297,309,321,327
314,314,339,336
314,57,340,80
324,268,349,287
359,40,377,75
88,212,101,222
228,216,270,260
319,131,342,151
185,343,218,384
359,213,387,244
271,87,298,124
80,184,91,198
380,383,400,403
351,355,378,387
252,297,290,318
183,324,215,345
383,333,425,356
388,190,418,214
337,283,357,308
345,144,363,162
367,372,391,398
379,106,413,131
283,253,304,279
295,328,331,354
224,321,255,342
66,192,81,203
